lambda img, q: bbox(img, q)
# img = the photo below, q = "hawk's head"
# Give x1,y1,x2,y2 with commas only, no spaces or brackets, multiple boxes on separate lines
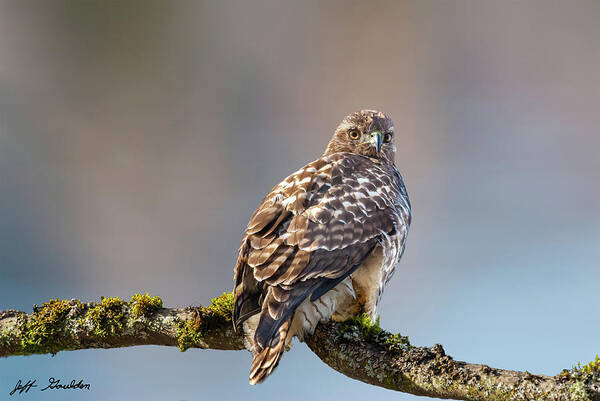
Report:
324,109,396,163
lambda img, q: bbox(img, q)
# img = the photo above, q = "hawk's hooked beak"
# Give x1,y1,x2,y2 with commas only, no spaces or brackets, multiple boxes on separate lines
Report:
370,131,383,153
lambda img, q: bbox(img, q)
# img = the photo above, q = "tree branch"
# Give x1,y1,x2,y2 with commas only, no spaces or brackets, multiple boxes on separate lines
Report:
1,293,598,401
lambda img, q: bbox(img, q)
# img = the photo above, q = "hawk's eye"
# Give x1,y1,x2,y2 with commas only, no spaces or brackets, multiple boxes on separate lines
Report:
348,130,360,140
383,132,393,143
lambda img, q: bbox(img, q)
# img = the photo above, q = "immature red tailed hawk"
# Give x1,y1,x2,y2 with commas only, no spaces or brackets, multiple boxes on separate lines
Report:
233,109,411,384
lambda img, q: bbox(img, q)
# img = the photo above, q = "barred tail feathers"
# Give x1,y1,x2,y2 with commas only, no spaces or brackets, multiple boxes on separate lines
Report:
248,318,291,385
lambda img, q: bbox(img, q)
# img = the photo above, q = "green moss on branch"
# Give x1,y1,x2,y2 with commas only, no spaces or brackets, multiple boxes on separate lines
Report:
84,297,126,338
176,292,234,351
2,294,166,356
130,293,163,318
342,313,412,353
18,299,83,355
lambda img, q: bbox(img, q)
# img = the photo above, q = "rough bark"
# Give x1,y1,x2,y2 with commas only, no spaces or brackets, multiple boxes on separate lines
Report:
0,295,598,401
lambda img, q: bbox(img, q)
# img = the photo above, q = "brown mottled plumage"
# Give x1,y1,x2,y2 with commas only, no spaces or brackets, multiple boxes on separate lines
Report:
233,110,411,384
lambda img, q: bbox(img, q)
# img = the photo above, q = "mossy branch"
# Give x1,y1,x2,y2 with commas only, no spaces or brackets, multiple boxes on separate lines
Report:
1,293,598,401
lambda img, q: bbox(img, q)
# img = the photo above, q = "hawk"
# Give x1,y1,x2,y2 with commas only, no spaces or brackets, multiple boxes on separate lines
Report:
232,110,411,384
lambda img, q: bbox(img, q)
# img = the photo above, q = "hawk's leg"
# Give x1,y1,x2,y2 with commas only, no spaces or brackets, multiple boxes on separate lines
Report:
347,246,385,318
331,298,361,322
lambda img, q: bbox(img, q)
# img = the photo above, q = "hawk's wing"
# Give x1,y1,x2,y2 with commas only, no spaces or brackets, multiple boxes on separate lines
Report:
233,153,410,342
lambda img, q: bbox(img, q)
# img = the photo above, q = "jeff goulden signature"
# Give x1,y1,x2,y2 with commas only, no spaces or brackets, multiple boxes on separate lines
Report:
9,378,91,395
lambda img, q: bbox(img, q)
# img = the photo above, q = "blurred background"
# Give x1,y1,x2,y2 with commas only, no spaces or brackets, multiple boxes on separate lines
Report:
0,1,599,400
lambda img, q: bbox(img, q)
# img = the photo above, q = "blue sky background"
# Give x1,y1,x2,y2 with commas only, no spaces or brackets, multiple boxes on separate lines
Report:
1,1,599,400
